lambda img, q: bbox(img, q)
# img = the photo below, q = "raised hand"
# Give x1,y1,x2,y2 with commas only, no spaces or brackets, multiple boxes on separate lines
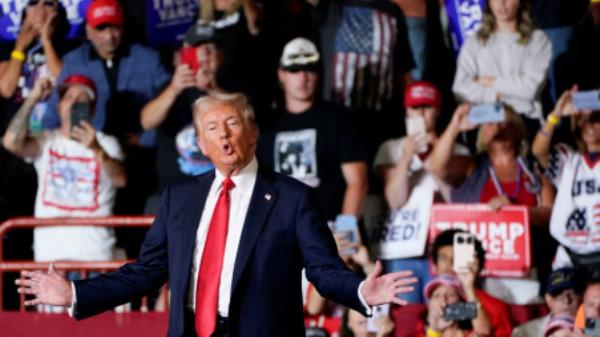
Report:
71,121,100,150
29,77,53,101
15,263,72,307
449,103,476,133
170,64,196,94
361,261,417,306
40,11,58,44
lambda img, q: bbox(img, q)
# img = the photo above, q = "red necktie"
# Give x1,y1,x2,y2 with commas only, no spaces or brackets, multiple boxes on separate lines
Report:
195,177,235,337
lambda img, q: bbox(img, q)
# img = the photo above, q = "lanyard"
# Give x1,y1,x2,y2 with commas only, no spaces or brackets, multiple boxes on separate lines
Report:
488,159,523,199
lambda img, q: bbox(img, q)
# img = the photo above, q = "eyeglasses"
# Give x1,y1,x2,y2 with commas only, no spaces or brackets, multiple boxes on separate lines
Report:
27,0,57,7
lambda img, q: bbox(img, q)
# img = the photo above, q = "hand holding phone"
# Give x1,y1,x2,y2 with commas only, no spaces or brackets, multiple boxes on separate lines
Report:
468,103,505,125
332,214,360,256
453,233,475,273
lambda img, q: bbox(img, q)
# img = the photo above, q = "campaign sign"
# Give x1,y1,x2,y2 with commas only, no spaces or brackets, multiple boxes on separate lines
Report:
429,204,531,277
146,0,198,46
378,180,434,260
0,0,91,41
445,0,486,54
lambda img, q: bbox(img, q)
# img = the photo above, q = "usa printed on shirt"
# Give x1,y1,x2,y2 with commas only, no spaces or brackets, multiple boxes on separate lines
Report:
41,149,100,211
333,5,397,111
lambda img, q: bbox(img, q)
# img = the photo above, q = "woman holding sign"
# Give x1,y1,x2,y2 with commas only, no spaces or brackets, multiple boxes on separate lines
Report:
429,103,555,305
532,88,600,282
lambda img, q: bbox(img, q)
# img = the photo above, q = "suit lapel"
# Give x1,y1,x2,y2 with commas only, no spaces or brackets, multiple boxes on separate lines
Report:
230,171,278,293
177,172,215,296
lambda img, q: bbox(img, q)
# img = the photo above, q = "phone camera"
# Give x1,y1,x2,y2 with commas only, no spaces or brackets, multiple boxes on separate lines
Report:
457,237,464,244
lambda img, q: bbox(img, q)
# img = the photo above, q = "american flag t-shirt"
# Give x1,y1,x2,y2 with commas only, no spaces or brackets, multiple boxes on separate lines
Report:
332,6,397,111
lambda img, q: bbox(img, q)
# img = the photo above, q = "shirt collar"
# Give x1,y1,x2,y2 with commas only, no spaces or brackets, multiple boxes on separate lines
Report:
213,157,258,191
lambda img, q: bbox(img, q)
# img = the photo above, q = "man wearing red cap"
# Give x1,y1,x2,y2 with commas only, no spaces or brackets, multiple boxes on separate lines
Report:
41,0,171,218
373,81,470,304
2,75,126,264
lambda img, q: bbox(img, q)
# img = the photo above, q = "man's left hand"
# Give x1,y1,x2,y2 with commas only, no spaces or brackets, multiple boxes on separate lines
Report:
361,261,417,306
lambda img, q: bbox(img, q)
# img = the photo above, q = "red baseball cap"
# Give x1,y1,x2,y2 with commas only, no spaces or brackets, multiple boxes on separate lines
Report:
86,0,124,28
59,74,97,101
404,81,441,108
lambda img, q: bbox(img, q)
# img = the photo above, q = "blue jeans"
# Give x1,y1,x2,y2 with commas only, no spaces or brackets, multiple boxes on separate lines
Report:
383,257,432,304
544,26,575,102
405,17,428,81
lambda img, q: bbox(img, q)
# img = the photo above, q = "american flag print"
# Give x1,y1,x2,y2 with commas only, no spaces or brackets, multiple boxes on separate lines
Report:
332,6,397,111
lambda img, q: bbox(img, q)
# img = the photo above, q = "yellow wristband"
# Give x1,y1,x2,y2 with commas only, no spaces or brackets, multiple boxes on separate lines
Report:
426,328,443,337
547,114,560,126
11,50,26,62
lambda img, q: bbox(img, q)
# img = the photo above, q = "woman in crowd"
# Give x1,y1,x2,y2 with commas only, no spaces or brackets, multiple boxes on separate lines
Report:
452,0,552,133
532,88,600,281
429,104,555,304
0,0,71,102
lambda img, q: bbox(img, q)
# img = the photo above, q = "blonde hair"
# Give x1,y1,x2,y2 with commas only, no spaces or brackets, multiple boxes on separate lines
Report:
193,92,256,133
476,0,535,45
475,105,529,157
199,0,241,22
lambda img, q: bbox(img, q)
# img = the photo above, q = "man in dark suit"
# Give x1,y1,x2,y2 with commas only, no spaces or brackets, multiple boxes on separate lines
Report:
16,92,417,337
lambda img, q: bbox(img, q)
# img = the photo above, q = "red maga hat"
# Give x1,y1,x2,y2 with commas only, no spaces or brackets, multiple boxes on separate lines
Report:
86,0,123,28
59,74,97,100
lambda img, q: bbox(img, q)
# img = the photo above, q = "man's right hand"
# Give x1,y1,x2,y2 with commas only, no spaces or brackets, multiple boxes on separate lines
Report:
170,64,196,95
15,263,72,307
29,77,53,102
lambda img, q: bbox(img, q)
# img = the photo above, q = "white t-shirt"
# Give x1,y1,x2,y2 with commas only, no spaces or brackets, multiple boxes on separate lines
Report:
374,137,470,196
547,143,600,256
29,130,124,261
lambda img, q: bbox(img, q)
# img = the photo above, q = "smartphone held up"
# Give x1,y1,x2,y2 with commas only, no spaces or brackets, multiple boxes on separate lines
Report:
453,232,475,273
180,47,201,73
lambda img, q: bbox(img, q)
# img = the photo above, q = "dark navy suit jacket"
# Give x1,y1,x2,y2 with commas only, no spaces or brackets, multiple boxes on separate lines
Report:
73,168,366,337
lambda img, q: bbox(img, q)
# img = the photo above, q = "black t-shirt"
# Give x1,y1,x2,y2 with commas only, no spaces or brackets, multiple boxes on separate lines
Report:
155,88,213,192
257,100,366,221
317,0,414,112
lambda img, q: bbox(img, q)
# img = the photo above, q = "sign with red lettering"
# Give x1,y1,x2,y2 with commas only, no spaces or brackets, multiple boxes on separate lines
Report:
429,204,531,278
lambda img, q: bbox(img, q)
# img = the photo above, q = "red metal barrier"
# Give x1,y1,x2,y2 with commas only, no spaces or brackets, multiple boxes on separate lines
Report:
0,216,170,312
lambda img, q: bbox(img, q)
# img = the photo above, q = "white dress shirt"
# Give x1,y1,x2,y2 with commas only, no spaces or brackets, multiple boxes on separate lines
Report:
187,157,258,317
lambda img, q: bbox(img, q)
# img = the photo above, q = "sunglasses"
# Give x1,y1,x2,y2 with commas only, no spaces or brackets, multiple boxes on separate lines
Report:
27,0,57,7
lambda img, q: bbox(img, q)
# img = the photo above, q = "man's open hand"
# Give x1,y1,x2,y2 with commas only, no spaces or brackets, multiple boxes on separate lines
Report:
15,263,72,307
361,261,417,306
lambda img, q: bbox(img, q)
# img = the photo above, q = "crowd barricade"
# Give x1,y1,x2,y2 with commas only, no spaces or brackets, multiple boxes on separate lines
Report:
0,216,168,312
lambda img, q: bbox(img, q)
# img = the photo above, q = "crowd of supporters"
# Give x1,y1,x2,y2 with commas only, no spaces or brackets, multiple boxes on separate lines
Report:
0,0,599,336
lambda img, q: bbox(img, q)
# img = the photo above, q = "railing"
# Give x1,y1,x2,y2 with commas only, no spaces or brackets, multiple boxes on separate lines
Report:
0,216,169,312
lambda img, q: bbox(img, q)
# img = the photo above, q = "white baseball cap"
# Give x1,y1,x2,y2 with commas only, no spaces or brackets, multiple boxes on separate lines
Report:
279,37,320,70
